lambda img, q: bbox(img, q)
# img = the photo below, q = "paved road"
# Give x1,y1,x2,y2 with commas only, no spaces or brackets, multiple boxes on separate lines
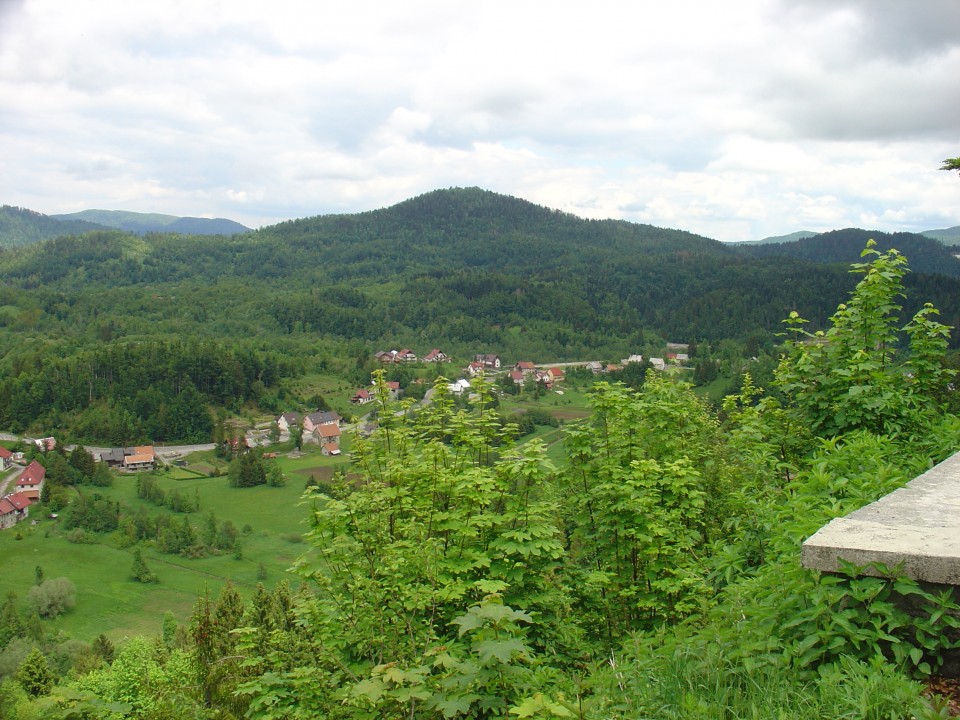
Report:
0,433,215,463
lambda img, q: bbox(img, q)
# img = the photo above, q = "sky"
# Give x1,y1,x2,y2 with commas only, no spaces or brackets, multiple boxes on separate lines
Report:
1,0,958,242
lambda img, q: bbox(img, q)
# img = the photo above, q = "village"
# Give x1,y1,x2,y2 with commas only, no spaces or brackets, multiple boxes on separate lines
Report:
0,344,692,533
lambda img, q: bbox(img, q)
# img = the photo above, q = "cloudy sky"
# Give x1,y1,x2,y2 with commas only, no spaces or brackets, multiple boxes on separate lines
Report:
1,0,958,241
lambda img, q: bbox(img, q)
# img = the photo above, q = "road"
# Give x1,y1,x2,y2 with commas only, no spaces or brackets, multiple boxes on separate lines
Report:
0,433,214,463
0,467,20,497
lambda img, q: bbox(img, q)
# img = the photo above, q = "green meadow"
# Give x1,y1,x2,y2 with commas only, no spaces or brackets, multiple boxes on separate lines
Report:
0,444,349,643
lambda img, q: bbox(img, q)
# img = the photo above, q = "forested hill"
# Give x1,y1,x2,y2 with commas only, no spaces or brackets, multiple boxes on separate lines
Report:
254,187,734,280
0,205,108,248
51,209,250,236
2,187,960,359
737,228,960,277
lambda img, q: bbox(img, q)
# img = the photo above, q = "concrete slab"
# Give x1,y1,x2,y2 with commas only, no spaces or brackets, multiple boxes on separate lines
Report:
802,451,960,584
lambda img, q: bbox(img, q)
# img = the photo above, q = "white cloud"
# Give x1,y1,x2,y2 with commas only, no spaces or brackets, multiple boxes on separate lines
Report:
0,0,958,239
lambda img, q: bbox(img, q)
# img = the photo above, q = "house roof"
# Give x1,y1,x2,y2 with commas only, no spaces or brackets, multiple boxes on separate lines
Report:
306,410,341,426
385,381,400,391
0,447,12,459
510,371,524,381
278,412,300,424
317,424,341,439
124,454,155,465
516,361,535,370
17,460,46,486
0,498,15,516
548,367,565,377
352,389,370,399
133,445,155,457
5,493,32,511
323,443,341,455
424,348,444,360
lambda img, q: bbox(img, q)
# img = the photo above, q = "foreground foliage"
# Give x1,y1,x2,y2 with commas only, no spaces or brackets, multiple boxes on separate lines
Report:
2,245,959,719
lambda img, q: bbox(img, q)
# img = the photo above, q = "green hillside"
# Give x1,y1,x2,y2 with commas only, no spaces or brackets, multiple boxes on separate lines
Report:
737,227,960,277
0,205,108,248
52,209,249,235
923,225,960,245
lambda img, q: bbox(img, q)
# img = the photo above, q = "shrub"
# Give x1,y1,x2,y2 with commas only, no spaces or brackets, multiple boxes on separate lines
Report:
27,578,76,619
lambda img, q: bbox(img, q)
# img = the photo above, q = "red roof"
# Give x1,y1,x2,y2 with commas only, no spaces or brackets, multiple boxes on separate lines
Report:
6,493,32,511
0,498,15,516
317,424,341,439
516,361,535,370
17,460,46,487
386,381,400,390
0,447,12,459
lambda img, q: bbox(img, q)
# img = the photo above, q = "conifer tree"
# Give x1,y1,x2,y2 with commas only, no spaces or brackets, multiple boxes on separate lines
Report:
131,549,158,583
16,647,52,696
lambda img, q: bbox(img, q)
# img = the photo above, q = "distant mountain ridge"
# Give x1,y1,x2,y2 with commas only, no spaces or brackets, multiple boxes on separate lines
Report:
2,187,960,351
922,226,960,246
736,230,820,246
52,209,249,236
0,205,108,247
736,228,960,277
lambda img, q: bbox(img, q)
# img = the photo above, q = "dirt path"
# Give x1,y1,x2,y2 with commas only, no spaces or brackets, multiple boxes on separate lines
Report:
0,467,21,497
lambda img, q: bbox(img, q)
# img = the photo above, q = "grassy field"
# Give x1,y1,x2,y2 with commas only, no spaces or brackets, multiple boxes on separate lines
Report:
0,444,349,643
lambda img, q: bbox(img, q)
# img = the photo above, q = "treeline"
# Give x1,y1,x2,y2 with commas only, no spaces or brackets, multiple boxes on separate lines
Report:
0,340,294,443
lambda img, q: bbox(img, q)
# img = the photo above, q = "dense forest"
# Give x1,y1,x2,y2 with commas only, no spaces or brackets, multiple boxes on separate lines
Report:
2,189,960,443
738,227,960,277
1,245,959,718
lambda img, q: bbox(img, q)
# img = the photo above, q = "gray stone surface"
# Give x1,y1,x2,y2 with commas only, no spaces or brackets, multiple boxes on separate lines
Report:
802,451,960,584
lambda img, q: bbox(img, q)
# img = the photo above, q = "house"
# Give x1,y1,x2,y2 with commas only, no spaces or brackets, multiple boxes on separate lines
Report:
276,412,300,432
622,354,644,365
466,361,485,377
666,342,690,352
0,497,19,530
123,446,156,471
16,460,46,500
675,353,689,364
448,378,472,395
0,446,12,471
475,354,501,369
0,493,32,530
547,367,565,383
649,358,666,371
33,437,56,452
586,361,603,375
375,350,398,363
396,349,418,362
509,370,525,385
321,443,341,457
385,381,400,400
423,349,448,363
514,361,536,373
303,411,342,434
351,389,373,405
313,423,341,445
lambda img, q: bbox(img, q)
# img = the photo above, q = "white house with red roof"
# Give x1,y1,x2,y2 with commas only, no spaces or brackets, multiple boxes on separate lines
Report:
351,388,373,405
0,492,32,530
423,349,449,363
123,446,156,471
16,460,46,501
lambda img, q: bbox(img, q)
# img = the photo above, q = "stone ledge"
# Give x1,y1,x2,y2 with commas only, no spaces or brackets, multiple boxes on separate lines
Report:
802,451,960,585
